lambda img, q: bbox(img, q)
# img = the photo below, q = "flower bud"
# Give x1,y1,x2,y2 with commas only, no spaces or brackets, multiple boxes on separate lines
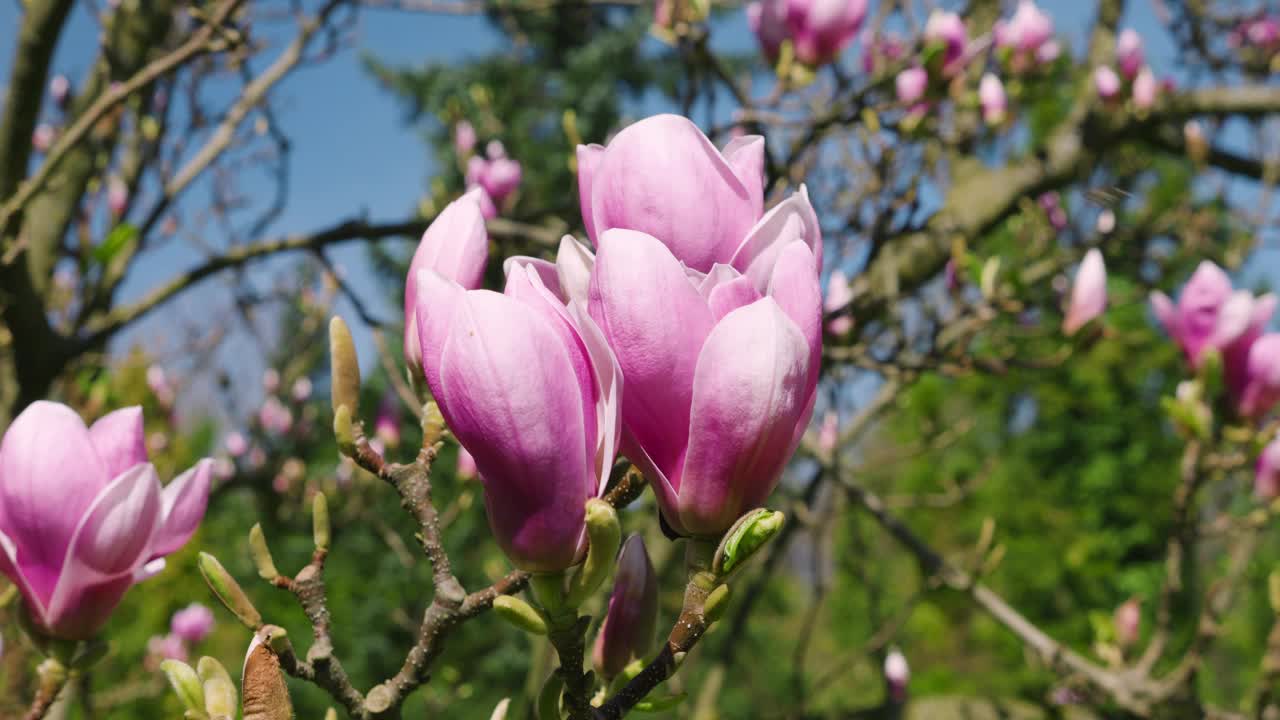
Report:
171,603,215,644
1116,29,1144,79
566,498,622,607
328,316,360,418
714,509,785,576
896,67,928,106
242,628,293,720
198,552,262,629
592,535,659,679
1114,597,1140,649
248,524,280,582
1094,66,1120,101
979,73,1007,126
313,492,331,551
1063,249,1107,335
884,648,909,702
492,594,549,635
1132,66,1158,110
161,659,205,712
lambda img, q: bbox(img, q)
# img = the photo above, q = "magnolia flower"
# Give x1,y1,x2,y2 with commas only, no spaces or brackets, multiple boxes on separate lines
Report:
592,535,658,679
979,73,1007,125
1132,67,1158,110
924,10,967,74
1116,29,1144,79
818,410,839,453
1257,434,1280,500
404,188,489,377
32,124,54,153
258,397,293,435
224,432,248,457
1094,66,1121,101
465,141,523,209
787,0,869,67
995,0,1057,70
884,648,909,702
1063,249,1106,335
374,393,401,449
412,252,621,571
746,0,790,64
107,176,128,217
1236,334,1280,419
861,30,905,74
1114,597,1140,648
454,120,476,156
148,633,188,663
1151,261,1278,417
825,270,854,335
896,67,928,105
49,74,71,108
262,368,280,393
170,603,215,644
0,403,211,639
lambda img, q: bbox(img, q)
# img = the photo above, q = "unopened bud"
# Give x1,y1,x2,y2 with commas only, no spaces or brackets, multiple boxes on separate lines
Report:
161,659,205,712
714,509,786,576
493,595,549,635
198,552,262,629
333,405,355,455
312,493,331,551
489,698,512,720
242,628,293,720
248,524,280,582
566,498,621,608
329,316,360,418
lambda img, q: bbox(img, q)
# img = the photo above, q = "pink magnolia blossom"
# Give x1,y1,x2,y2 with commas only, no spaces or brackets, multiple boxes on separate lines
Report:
170,603,215,643
374,393,401,449
1063,249,1107,335
785,0,868,66
1114,597,1140,648
818,410,839,453
0,403,211,639
1132,67,1158,110
107,176,128,217
454,120,476,157
1151,261,1279,417
258,397,293,435
994,0,1057,71
895,67,928,105
979,73,1007,125
224,432,248,458
747,0,790,63
1094,66,1121,101
884,648,909,702
825,270,854,335
411,252,621,571
587,224,821,536
924,10,967,75
465,141,522,208
592,535,658,679
148,634,188,663
1116,29,1144,79
32,124,54,153
404,187,489,377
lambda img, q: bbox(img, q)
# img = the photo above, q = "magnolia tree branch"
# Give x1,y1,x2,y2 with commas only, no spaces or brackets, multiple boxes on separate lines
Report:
0,0,246,239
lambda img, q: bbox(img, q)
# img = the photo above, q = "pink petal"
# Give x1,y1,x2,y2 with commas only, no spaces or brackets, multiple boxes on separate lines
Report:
0,401,106,603
439,291,591,571
149,459,213,558
678,299,810,535
730,186,823,289
88,406,147,479
708,275,763,321
721,135,766,222
45,463,163,639
1063,249,1107,335
577,144,605,242
567,301,623,497
413,268,467,399
588,229,715,487
403,190,489,367
557,235,596,308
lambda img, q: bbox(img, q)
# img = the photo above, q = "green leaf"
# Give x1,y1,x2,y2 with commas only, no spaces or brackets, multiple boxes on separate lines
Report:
93,223,138,265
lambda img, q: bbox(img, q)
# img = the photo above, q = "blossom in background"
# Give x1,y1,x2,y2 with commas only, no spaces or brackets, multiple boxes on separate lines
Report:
465,140,522,217
1116,29,1144,79
262,368,280,393
454,120,476,156
895,67,928,106
994,0,1059,70
49,74,70,108
1063,249,1107,335
1038,192,1067,230
32,123,54,153
747,0,867,68
148,633,188,663
258,396,293,435
884,648,909,702
860,30,905,74
1132,67,1158,109
1094,65,1121,101
225,431,248,457
979,73,1007,125
107,176,128,217
1114,597,1140,648
592,535,658,680
0,403,211,639
923,9,967,75
170,603,215,643
818,410,839,453
1151,261,1280,418
825,270,854,335
375,393,401,449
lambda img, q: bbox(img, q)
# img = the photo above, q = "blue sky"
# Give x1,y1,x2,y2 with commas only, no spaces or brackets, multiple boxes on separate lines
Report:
2,1,1274,422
